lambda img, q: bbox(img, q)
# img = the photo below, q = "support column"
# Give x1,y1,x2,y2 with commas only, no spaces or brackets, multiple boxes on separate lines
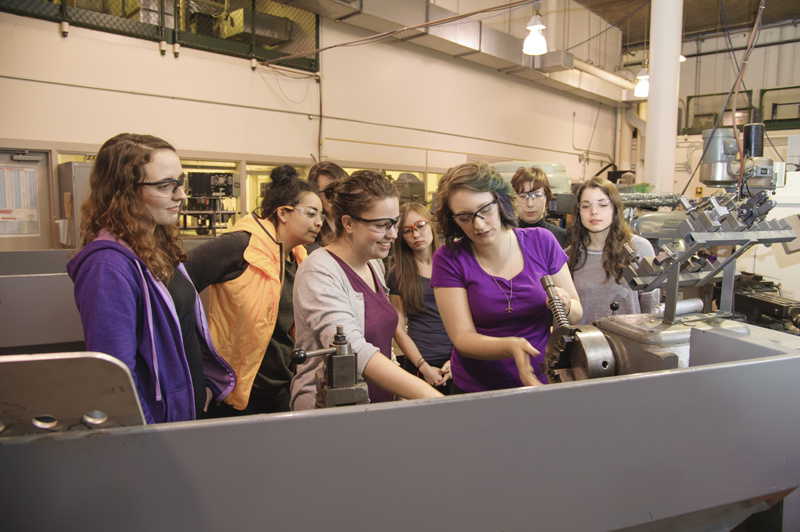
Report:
643,0,683,193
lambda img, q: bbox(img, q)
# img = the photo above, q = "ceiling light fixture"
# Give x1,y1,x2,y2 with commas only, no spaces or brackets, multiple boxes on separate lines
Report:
634,66,650,97
523,4,547,56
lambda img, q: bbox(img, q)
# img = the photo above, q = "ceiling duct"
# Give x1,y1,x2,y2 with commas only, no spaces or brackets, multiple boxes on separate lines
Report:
411,3,480,56
462,24,522,70
273,0,360,21
339,0,427,40
290,0,626,105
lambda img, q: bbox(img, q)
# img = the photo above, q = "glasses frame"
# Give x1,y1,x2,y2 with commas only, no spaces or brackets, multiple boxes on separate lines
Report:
350,213,403,233
401,219,429,236
135,174,186,197
518,190,546,201
280,205,324,224
452,200,498,225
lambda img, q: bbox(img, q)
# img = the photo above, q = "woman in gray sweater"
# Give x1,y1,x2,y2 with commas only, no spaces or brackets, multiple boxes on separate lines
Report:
565,177,659,325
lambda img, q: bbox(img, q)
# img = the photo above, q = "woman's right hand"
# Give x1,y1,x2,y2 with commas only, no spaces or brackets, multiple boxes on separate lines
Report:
506,337,544,387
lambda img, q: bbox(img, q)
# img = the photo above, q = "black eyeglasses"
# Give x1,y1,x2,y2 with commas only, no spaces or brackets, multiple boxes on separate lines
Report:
452,200,497,225
350,214,403,233
135,174,186,196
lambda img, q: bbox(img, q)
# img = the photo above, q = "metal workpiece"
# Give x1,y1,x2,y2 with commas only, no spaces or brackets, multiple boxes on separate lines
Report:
2,331,799,532
651,298,705,318
290,325,369,408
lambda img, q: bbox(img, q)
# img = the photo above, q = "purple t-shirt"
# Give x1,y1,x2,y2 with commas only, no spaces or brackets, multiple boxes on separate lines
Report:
329,253,398,404
430,227,567,392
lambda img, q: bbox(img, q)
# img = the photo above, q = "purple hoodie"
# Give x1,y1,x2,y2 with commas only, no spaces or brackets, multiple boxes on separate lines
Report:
67,230,235,423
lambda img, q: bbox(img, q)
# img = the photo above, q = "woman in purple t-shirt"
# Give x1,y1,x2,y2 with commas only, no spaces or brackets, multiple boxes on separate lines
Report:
430,163,583,392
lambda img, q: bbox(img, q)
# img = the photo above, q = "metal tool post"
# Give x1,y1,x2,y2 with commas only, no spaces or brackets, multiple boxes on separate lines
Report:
290,325,369,408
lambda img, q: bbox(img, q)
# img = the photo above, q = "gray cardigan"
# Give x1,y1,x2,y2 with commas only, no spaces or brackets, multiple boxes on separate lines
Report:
289,249,387,411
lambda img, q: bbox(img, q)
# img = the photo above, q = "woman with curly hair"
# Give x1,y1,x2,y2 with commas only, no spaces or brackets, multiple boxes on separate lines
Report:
565,177,658,325
67,133,235,424
430,162,581,393
387,202,453,393
185,164,323,415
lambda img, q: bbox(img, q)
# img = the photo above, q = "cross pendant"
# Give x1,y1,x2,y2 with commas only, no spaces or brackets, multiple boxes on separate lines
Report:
506,305,513,313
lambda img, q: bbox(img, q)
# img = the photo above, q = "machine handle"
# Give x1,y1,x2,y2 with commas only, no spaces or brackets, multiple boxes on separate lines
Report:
541,275,570,328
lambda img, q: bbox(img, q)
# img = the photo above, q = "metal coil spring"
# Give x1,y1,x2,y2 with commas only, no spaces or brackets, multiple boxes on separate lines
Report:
541,275,569,328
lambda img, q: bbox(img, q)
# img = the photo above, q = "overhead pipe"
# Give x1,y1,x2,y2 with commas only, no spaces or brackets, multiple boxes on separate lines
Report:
572,58,636,90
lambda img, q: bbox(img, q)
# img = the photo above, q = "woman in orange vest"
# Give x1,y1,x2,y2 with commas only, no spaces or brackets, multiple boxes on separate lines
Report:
186,165,323,415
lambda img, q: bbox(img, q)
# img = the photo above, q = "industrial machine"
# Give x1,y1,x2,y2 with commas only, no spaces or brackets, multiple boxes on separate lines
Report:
542,190,797,384
2,137,799,530
182,172,238,236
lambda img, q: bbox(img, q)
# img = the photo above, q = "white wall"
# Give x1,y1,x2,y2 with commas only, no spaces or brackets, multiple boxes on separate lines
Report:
318,18,617,179
0,9,618,181
0,13,320,160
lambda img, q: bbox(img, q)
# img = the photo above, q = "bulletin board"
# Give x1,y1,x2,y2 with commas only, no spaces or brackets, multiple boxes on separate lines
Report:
0,166,40,236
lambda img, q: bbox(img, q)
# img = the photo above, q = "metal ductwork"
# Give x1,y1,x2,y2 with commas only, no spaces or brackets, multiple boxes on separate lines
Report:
279,0,627,105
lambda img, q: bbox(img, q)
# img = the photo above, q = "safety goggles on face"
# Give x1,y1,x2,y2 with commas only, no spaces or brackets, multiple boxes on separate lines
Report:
135,174,186,196
401,219,429,236
579,200,612,211
452,200,497,225
518,190,546,201
350,213,403,233
280,205,324,224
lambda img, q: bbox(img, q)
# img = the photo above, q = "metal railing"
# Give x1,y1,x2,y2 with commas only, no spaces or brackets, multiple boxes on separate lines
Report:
1,0,318,71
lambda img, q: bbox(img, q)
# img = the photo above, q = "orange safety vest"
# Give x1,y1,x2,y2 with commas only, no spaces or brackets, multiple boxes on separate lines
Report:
206,214,308,410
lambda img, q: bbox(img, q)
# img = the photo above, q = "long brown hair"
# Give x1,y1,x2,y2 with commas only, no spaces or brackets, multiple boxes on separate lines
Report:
565,177,632,283
434,162,518,250
392,202,438,314
80,133,186,283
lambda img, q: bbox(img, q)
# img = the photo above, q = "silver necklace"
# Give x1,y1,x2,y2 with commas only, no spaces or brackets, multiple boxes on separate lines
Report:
474,232,514,314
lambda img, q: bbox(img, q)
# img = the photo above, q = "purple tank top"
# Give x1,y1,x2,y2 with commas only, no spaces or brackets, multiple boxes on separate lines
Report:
329,253,398,403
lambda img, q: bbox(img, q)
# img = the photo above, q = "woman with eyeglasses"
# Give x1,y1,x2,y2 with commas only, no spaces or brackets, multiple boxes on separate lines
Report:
387,202,453,394
565,177,658,325
67,133,236,423
290,171,443,410
511,166,567,247
185,165,323,415
430,162,582,392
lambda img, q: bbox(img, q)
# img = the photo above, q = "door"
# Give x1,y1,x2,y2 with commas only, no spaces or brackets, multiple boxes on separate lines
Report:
0,149,54,251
